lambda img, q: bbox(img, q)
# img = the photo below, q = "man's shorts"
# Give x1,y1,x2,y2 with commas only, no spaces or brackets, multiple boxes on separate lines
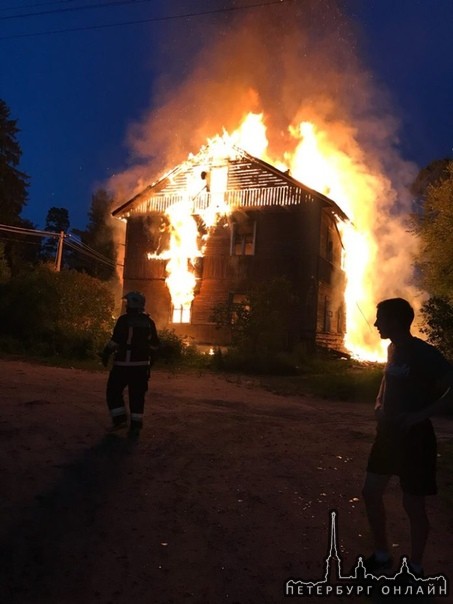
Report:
366,419,437,496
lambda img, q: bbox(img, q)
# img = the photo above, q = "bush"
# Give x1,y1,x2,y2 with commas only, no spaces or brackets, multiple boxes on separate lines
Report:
259,357,384,401
52,269,115,357
211,347,299,375
0,265,115,359
156,329,210,369
211,277,300,371
420,297,453,360
156,329,186,364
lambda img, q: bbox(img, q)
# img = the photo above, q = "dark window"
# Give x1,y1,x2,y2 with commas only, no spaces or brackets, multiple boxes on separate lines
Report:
337,305,344,333
231,219,256,256
327,239,333,262
323,297,332,332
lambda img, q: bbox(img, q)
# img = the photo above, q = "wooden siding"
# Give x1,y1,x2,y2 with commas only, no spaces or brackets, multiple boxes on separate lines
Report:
119,155,347,351
127,186,309,215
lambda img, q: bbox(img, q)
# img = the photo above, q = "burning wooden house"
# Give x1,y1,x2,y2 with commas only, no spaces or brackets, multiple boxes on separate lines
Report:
112,142,349,352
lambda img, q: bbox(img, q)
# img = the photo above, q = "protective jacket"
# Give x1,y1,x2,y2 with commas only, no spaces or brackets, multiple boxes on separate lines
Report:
104,312,159,367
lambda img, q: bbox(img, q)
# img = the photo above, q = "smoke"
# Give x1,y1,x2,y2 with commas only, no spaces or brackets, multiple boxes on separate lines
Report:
109,0,422,357
110,1,371,190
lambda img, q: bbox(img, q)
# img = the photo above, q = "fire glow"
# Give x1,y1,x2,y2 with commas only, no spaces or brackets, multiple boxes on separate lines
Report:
150,112,389,361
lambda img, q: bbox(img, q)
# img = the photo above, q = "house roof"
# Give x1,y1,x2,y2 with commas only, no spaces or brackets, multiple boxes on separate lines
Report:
112,145,349,222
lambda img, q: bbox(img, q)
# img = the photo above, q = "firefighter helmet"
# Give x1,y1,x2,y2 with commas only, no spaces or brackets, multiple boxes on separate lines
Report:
122,291,146,311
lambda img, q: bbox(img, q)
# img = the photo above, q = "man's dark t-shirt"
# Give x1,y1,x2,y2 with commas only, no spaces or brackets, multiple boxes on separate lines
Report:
368,337,452,494
380,336,452,426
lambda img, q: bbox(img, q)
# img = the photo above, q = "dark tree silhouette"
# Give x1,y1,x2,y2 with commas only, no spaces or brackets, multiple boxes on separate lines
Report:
412,160,453,297
72,189,117,280
0,99,29,224
0,100,36,275
41,207,70,263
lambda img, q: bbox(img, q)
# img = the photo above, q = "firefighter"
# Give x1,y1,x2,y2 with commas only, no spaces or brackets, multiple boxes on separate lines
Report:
101,291,160,437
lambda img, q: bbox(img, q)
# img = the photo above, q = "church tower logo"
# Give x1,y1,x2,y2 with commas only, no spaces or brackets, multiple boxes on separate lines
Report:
284,511,449,599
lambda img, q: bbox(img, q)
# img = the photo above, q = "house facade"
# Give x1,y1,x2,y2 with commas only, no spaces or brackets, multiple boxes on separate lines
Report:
112,145,348,352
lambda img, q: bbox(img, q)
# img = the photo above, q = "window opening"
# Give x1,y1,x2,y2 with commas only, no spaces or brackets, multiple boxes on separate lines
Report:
231,219,256,256
172,303,192,324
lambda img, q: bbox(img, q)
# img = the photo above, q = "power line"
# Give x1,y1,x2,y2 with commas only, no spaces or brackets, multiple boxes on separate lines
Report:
0,0,81,13
0,222,55,237
0,234,44,246
0,0,156,21
65,239,118,268
0,222,119,268
0,0,290,40
66,235,118,268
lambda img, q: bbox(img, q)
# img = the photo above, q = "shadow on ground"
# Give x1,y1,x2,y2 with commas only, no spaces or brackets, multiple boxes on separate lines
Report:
0,434,135,604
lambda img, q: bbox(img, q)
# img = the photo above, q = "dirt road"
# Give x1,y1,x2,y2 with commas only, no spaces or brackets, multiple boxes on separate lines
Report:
0,359,452,603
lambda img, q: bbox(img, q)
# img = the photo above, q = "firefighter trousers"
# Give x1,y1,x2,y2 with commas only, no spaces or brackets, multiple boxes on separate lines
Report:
106,365,149,428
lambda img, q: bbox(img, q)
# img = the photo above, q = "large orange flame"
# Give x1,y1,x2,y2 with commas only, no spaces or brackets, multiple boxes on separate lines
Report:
283,120,387,360
150,111,392,361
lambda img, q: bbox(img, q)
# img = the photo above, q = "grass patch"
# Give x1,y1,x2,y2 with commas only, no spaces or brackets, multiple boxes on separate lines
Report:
258,357,384,402
1,340,383,403
0,348,104,372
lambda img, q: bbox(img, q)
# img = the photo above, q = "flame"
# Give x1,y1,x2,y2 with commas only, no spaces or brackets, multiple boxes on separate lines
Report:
283,120,387,360
230,112,269,158
165,201,200,313
232,114,387,360
149,111,392,360
156,113,271,319
147,200,200,320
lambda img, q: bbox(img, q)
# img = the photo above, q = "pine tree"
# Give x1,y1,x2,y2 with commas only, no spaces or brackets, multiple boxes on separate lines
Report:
41,207,70,262
72,189,117,280
0,99,29,224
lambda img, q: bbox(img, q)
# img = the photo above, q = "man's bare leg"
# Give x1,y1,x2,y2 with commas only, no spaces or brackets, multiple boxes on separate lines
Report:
362,472,392,554
402,492,429,567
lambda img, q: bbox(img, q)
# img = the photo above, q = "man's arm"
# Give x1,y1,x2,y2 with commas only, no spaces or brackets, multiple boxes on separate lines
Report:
400,369,453,430
147,319,160,367
100,339,118,367
423,370,453,417
99,316,123,366
149,320,160,351
374,375,386,421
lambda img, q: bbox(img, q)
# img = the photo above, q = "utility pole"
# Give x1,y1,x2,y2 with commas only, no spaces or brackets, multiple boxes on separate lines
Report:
55,230,65,272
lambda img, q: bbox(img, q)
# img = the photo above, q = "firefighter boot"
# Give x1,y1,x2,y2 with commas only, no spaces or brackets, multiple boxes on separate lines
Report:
128,418,142,440
109,413,128,432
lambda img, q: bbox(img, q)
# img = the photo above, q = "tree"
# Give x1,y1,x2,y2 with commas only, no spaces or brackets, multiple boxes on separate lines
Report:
0,99,29,224
212,277,299,361
72,189,117,280
8,217,43,272
45,206,70,233
0,100,37,275
412,160,453,358
0,264,115,358
41,207,70,263
410,158,452,201
412,160,453,297
420,297,453,360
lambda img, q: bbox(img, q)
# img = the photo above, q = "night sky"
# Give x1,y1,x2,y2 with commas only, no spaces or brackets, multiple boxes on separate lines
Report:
1,0,452,230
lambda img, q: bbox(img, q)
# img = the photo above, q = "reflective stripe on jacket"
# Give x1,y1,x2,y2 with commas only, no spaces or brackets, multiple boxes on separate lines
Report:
109,312,159,367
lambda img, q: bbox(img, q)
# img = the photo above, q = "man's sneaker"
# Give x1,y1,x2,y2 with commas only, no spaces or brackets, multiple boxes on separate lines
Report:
363,553,393,575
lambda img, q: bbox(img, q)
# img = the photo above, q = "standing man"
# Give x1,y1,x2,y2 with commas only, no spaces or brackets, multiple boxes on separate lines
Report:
101,291,160,438
362,297,453,576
